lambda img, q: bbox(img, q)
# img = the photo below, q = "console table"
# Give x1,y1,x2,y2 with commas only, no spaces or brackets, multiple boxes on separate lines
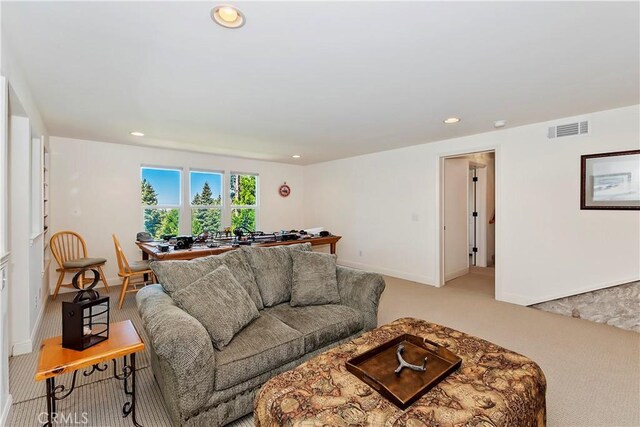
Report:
35,320,144,427
137,235,341,261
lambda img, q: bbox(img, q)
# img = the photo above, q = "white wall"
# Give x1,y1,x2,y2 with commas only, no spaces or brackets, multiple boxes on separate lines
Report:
304,105,640,305
49,137,306,288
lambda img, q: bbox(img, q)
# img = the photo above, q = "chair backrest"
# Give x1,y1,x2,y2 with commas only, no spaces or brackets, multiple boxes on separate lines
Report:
50,231,88,268
112,234,131,275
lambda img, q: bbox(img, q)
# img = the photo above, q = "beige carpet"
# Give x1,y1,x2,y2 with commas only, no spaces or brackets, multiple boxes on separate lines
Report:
381,274,640,427
8,274,640,426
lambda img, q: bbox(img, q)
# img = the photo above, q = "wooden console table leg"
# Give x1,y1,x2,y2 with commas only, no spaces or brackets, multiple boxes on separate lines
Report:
330,242,337,254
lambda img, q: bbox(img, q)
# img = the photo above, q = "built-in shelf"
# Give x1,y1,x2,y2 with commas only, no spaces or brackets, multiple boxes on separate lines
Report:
43,146,50,254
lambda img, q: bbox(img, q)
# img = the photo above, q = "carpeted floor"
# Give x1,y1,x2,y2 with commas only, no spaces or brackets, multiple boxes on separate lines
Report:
7,274,640,426
7,287,253,427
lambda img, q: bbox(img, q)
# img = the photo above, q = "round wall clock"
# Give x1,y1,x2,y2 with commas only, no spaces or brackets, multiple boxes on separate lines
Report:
279,183,291,197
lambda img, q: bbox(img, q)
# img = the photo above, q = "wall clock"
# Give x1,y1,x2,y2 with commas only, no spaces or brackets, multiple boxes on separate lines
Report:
279,182,291,197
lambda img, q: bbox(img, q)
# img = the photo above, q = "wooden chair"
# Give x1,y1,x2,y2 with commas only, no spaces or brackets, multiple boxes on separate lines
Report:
50,231,110,299
113,234,156,309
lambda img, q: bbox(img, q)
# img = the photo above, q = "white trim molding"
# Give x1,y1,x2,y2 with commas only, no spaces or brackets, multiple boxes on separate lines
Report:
11,284,48,356
0,394,13,427
338,259,435,287
11,340,32,356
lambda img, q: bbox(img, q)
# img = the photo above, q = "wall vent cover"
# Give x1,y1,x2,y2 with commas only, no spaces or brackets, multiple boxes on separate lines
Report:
548,120,590,139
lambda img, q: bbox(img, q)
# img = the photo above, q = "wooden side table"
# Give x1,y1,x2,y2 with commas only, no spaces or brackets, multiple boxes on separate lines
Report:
35,320,145,427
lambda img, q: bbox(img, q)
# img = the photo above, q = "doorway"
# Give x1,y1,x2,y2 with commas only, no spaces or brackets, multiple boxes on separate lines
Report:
440,150,496,298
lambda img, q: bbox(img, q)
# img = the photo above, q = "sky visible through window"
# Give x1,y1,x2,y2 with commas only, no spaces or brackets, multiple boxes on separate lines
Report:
141,168,180,205
190,171,222,203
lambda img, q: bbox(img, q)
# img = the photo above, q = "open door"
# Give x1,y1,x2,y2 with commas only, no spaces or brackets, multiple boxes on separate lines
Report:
443,158,469,281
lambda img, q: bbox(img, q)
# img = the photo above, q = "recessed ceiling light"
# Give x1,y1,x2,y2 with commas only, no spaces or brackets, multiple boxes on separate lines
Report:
292,155,301,159
130,131,145,136
443,117,461,124
211,5,245,29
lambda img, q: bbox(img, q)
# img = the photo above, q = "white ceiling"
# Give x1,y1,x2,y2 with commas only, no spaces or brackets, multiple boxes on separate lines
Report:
2,1,639,164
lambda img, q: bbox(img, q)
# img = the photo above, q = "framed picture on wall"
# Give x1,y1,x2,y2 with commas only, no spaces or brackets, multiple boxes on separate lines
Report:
581,150,640,210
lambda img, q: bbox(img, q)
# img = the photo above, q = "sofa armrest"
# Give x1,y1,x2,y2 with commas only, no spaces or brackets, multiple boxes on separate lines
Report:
336,266,385,330
136,285,215,417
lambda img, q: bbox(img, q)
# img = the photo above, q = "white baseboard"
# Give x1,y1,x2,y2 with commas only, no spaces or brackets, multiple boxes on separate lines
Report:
11,339,31,356
1,394,13,427
501,276,640,306
11,289,48,356
445,267,469,282
338,259,435,286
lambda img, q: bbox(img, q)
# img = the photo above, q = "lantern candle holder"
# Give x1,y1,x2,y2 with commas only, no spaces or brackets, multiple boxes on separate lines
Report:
62,268,110,351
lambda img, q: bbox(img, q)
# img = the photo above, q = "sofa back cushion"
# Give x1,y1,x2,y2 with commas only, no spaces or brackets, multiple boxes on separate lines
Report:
171,265,260,350
290,251,340,306
242,243,312,307
150,249,264,309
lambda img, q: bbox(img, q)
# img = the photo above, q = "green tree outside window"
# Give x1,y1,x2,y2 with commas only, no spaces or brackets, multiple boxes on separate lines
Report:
230,174,257,231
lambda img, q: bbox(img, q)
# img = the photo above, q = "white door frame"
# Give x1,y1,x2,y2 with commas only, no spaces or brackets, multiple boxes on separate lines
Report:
435,145,502,300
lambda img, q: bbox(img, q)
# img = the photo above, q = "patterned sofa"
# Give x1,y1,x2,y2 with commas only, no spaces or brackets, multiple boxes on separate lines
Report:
136,244,385,426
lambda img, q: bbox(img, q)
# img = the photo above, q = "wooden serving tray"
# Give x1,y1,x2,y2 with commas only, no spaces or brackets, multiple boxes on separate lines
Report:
346,334,462,409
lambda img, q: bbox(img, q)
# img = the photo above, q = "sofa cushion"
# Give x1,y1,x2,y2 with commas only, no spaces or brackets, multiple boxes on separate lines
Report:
266,304,363,353
205,250,264,310
171,265,260,350
150,249,264,310
214,313,304,390
290,251,340,306
242,243,311,307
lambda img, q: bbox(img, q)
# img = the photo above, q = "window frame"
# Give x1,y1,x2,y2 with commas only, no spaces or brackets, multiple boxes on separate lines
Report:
140,165,183,236
229,171,260,231
189,169,225,235
140,166,260,235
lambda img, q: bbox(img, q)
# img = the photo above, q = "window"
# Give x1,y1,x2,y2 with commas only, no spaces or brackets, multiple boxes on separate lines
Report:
140,167,259,236
190,171,222,235
230,173,258,231
141,167,181,238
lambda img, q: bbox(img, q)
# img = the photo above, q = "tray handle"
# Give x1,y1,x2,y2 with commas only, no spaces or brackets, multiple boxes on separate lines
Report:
422,338,442,352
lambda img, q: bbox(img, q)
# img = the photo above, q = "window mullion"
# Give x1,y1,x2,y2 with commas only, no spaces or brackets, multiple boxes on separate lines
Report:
223,171,231,228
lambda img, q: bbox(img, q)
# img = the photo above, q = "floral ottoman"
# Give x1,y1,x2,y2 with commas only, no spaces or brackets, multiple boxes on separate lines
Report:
255,318,546,427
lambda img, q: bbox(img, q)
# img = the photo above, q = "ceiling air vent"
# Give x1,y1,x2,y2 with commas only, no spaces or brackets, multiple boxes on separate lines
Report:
548,120,590,139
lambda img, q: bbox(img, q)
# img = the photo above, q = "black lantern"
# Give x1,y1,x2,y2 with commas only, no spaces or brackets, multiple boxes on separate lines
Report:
62,268,110,351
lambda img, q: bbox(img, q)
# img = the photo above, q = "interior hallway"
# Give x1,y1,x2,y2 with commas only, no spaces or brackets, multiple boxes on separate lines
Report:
445,267,495,298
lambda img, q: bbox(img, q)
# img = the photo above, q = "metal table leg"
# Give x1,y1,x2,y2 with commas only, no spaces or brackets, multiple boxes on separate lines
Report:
42,372,76,427
44,377,54,427
115,354,142,427
41,356,142,427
